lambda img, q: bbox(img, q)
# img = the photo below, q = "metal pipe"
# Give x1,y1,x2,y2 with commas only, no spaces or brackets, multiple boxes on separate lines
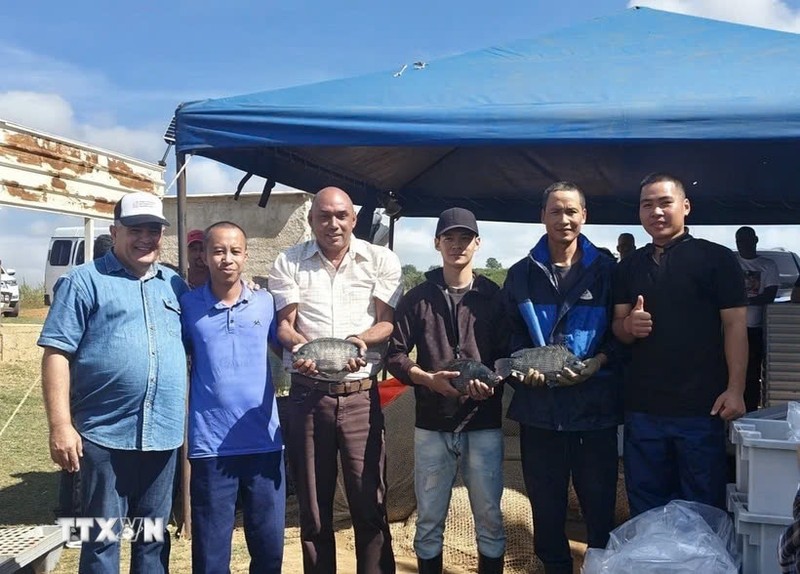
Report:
84,218,94,261
176,152,188,279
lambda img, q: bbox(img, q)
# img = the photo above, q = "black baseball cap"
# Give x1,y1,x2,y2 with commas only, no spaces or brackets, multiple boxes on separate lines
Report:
435,207,479,237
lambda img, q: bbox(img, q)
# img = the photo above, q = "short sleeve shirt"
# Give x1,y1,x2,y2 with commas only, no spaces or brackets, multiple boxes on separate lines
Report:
180,283,282,459
268,237,403,380
37,252,188,450
613,234,747,416
737,254,779,328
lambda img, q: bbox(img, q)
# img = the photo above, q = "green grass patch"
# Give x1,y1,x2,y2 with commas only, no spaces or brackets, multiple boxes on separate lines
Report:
19,283,46,310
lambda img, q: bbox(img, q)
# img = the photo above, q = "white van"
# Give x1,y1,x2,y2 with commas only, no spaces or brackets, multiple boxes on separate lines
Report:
44,227,103,306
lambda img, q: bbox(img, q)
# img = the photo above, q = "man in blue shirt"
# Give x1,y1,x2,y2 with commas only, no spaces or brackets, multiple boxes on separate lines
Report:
180,221,285,574
39,192,188,573
502,182,621,574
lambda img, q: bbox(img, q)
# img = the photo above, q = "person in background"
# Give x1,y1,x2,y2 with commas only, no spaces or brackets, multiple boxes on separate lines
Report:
181,221,285,574
501,182,621,574
39,192,187,573
93,234,113,260
734,226,778,412
269,186,401,574
387,207,506,574
613,173,747,516
616,233,636,261
187,228,209,289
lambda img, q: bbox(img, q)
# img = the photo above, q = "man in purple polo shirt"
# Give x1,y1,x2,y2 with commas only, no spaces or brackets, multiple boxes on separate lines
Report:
180,221,285,574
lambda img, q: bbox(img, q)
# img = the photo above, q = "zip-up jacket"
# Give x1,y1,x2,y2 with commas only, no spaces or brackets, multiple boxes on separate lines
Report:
386,268,506,432
502,233,622,431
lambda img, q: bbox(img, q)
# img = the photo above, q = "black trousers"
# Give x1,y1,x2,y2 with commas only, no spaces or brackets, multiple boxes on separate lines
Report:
520,425,619,574
745,327,764,413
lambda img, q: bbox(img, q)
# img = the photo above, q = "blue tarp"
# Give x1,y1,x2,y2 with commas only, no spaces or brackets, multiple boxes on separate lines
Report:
175,7,800,224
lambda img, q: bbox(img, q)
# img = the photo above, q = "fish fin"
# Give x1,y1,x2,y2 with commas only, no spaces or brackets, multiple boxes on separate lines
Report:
494,358,522,380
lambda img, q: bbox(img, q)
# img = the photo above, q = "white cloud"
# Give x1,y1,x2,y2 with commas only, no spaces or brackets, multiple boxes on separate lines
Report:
629,0,800,32
0,92,75,135
0,91,163,162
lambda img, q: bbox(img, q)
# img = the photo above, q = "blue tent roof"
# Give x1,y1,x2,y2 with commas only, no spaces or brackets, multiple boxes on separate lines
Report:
175,7,800,225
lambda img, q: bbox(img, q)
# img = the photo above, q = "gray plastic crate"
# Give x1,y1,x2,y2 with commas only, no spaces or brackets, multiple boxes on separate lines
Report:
764,305,800,406
730,418,800,516
0,525,64,574
729,491,793,574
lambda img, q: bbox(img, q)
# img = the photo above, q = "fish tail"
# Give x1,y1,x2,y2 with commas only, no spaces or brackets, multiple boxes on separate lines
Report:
363,351,383,362
494,358,514,380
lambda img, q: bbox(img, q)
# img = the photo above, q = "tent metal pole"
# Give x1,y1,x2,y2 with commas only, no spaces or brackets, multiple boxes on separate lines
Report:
388,216,396,250
174,150,192,540
176,152,188,279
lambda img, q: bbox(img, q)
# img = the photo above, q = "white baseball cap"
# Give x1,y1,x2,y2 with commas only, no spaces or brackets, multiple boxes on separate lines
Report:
113,193,170,227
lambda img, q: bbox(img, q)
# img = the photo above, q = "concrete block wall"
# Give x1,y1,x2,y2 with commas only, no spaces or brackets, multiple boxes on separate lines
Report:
161,191,313,283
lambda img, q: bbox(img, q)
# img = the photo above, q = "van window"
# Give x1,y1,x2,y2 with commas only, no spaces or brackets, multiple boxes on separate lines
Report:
75,241,85,265
49,240,73,266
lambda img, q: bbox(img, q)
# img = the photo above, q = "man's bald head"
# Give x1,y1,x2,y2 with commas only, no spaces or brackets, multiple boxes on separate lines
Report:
309,186,357,260
312,187,354,212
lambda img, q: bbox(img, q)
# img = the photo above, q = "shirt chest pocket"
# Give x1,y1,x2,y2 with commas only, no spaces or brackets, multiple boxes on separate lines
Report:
163,298,182,336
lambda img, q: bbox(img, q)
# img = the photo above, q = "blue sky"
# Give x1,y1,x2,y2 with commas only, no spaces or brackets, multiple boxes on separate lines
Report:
2,0,800,284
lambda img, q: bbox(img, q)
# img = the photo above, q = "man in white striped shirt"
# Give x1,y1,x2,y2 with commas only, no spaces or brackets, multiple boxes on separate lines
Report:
269,186,402,574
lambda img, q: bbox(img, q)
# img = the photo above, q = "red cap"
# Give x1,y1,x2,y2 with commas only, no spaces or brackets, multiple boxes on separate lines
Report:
187,229,204,245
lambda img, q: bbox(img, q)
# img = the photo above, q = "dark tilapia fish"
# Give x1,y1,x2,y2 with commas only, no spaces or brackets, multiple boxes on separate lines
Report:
292,337,381,379
494,345,586,387
445,359,502,395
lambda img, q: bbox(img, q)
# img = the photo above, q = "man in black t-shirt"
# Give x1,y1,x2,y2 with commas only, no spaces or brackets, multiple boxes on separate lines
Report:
612,173,747,516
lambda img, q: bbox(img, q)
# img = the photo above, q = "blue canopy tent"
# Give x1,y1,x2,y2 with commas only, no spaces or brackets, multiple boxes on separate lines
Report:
174,7,800,226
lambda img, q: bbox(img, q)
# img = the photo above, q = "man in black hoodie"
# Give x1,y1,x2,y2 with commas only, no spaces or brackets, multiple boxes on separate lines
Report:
387,208,506,574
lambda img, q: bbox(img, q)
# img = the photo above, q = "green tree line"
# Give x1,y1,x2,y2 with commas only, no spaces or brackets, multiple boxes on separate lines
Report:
401,260,508,291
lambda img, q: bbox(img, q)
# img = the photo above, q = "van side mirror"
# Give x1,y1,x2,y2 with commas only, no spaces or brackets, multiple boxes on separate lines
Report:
5,269,14,276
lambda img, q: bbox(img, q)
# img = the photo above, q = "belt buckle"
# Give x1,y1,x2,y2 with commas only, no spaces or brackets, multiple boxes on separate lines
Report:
331,379,359,395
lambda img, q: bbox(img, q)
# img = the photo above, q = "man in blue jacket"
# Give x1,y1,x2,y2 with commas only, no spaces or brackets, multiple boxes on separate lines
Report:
501,181,621,574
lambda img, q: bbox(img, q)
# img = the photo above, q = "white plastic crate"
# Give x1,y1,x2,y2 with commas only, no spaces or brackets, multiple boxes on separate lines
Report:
730,418,800,516
729,491,793,574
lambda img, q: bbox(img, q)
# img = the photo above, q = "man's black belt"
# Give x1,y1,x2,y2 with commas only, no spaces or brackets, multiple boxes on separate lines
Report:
291,373,374,395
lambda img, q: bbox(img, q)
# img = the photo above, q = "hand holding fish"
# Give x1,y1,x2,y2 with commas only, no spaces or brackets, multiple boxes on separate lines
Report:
466,379,495,400
423,370,463,399
344,335,368,372
521,368,546,387
291,341,319,376
555,355,604,386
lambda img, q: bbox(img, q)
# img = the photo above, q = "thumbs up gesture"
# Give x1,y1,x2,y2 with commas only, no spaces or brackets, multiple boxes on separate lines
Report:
626,295,653,338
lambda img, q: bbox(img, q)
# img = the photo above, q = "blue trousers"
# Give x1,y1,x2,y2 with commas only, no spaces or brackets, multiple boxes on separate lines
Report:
624,412,727,517
190,451,286,574
520,425,618,574
413,428,505,560
79,440,177,574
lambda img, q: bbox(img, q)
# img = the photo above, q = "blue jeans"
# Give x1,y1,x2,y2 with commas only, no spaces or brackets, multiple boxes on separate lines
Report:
78,440,177,573
624,412,727,517
190,451,286,574
413,428,505,560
